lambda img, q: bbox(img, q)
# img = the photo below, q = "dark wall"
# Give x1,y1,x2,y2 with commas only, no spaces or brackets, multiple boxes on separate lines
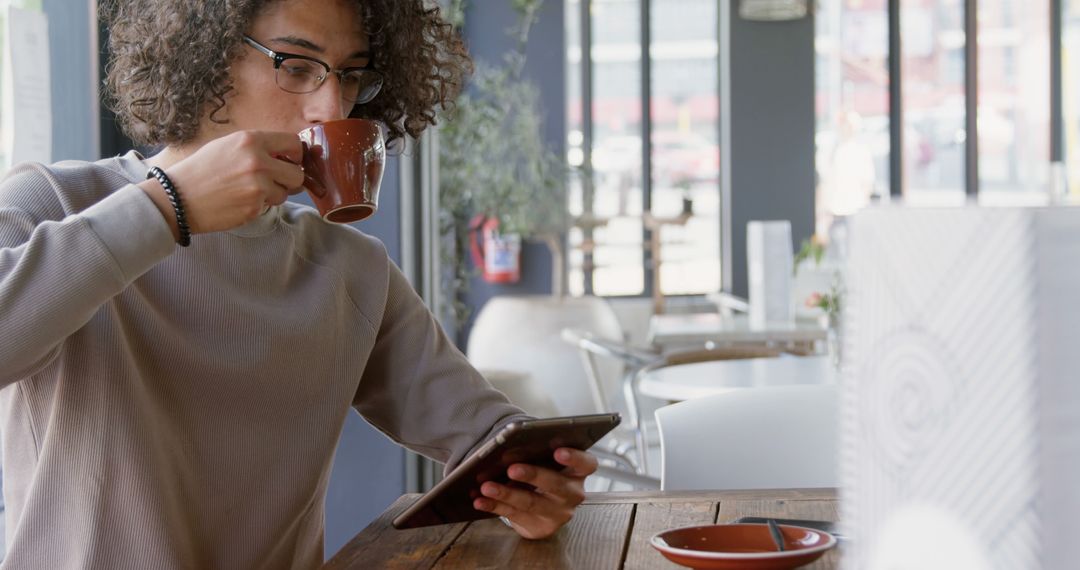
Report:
464,1,566,161
460,0,566,345
44,0,98,161
728,6,816,297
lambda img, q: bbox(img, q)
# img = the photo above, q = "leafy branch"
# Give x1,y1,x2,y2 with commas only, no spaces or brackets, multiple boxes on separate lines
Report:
793,236,825,275
439,0,568,329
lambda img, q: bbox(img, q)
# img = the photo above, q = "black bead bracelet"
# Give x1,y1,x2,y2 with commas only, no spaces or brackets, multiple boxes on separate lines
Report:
147,166,191,247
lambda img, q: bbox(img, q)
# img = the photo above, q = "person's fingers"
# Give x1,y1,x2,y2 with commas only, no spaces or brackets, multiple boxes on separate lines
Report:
265,186,290,206
287,179,308,195
259,131,305,165
553,448,599,478
479,481,564,517
506,464,585,507
473,496,513,516
264,154,306,191
248,172,288,206
472,496,567,540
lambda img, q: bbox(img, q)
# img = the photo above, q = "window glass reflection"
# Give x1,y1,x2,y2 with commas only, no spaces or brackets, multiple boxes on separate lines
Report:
566,0,586,296
1061,0,1080,200
589,0,646,296
815,0,890,234
978,0,1049,204
902,0,967,204
651,0,720,295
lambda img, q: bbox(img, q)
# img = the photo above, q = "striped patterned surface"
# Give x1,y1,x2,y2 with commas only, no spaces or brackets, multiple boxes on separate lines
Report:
841,207,1050,569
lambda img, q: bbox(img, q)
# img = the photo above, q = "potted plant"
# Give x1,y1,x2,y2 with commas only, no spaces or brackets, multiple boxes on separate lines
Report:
794,236,845,368
439,0,569,333
439,1,632,421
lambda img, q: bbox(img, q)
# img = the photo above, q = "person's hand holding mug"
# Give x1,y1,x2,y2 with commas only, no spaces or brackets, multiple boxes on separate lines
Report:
140,119,385,241
140,130,306,237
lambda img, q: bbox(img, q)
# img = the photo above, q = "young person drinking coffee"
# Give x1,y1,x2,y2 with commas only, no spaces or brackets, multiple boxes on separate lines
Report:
0,0,597,567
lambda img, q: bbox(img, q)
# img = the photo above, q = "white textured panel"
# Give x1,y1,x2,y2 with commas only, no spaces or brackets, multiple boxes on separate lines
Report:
841,207,1049,570
747,220,794,326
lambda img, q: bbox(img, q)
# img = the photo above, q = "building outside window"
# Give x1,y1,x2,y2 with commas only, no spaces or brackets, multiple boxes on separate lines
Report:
1062,0,1080,198
901,0,967,204
566,0,721,297
570,0,1071,293
650,0,721,296
817,0,1063,229
978,0,1050,204
814,0,890,234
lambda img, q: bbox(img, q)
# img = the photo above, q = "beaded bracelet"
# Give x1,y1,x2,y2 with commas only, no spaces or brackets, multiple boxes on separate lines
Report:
147,166,191,247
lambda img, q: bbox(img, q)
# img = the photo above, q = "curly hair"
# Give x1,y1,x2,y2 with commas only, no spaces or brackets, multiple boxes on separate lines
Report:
100,0,472,148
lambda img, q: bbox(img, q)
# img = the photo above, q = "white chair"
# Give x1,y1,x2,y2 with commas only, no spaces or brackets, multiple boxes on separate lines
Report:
468,295,624,417
655,384,839,491
468,295,657,489
562,329,781,476
479,369,560,419
705,290,751,316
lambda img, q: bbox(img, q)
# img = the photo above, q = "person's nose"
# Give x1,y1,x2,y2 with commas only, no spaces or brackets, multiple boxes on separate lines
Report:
303,75,349,124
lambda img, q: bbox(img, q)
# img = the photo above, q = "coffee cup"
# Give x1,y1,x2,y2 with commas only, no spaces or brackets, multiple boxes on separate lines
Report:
298,118,385,223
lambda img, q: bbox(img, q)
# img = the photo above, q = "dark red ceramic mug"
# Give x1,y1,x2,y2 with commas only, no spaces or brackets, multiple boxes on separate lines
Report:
298,118,385,223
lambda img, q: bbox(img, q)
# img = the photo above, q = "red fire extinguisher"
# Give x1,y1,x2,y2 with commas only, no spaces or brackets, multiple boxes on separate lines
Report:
469,214,521,284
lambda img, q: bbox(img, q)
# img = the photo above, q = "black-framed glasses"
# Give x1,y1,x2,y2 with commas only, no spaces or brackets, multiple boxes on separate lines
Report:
242,35,383,105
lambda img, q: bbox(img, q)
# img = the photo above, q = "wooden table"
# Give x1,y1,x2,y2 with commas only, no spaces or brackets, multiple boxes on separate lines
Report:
323,488,840,569
638,355,836,401
648,313,827,352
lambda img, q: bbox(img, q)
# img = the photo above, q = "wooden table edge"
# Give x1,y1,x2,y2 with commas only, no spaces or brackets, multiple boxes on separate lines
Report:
584,488,838,504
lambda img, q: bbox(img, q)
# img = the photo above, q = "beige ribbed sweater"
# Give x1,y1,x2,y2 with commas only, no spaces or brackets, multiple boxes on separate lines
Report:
0,152,524,569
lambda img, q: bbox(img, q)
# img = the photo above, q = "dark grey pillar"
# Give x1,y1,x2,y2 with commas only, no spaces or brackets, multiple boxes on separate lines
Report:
44,0,99,161
727,4,816,298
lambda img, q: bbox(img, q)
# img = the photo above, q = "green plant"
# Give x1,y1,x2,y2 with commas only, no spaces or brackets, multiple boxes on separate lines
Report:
439,0,568,328
793,236,825,275
804,289,841,318
804,268,844,326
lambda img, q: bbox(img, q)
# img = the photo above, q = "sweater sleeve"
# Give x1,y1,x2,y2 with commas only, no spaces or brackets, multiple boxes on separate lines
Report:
0,164,176,385
352,258,529,473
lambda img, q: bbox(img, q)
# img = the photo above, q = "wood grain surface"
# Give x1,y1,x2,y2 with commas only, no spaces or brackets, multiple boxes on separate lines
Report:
324,489,841,569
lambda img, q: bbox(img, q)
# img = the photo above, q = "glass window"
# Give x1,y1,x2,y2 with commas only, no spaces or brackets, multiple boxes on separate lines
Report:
978,0,1050,204
651,0,720,295
568,0,722,297
583,0,645,297
566,0,587,295
902,0,967,204
814,0,890,235
1062,0,1080,199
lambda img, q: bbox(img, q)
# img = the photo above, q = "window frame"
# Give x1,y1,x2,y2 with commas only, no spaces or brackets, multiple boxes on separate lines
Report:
885,0,1063,199
573,0,726,298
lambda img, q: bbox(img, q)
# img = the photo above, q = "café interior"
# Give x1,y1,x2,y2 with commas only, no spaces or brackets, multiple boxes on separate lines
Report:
3,0,1079,568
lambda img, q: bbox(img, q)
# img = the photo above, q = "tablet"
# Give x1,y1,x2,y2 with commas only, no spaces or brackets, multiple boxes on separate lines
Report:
392,413,621,529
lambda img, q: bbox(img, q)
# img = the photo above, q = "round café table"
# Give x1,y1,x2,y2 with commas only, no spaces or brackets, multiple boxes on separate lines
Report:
637,354,836,402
